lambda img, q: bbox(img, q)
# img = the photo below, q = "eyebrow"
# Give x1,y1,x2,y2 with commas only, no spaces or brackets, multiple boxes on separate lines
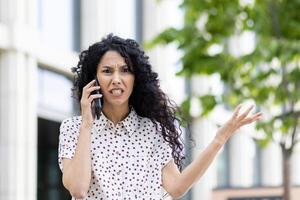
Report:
101,64,128,68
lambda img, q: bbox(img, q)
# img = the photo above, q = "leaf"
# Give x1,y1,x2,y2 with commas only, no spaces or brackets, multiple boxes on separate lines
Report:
148,0,300,151
144,28,180,49
254,137,272,148
180,96,192,120
199,95,217,116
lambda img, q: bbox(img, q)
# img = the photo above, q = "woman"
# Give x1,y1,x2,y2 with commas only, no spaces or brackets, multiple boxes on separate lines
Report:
58,34,262,200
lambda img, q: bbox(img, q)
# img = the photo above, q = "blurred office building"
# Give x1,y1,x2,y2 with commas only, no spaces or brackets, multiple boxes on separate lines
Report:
0,0,300,200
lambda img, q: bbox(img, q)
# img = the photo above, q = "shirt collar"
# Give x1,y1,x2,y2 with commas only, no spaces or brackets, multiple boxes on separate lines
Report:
122,107,139,136
93,107,139,136
93,112,109,133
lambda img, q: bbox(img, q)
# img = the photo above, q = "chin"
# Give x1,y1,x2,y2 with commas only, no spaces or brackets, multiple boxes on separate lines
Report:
108,100,129,107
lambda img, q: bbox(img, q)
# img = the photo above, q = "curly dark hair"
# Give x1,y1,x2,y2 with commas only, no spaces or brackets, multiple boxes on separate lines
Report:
71,33,186,170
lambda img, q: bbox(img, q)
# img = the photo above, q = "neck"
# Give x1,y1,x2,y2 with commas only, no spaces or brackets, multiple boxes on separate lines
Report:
101,104,130,126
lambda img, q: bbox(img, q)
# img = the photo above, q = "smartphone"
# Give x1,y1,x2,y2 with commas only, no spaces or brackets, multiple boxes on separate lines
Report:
92,77,102,119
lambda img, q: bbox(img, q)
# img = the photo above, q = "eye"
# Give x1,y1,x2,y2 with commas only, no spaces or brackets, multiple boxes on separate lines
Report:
121,66,130,73
102,69,111,73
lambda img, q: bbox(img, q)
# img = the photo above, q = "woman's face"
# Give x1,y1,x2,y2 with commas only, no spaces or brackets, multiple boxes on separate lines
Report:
96,50,135,108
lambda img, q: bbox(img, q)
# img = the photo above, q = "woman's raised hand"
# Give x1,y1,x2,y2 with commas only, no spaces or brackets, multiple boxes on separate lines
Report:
216,104,263,143
80,79,102,126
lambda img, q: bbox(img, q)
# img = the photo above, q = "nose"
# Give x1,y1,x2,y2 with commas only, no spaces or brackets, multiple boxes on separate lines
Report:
112,72,121,85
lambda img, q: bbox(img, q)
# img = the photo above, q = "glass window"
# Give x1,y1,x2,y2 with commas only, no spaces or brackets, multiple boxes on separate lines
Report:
38,0,80,51
37,67,74,120
37,118,71,200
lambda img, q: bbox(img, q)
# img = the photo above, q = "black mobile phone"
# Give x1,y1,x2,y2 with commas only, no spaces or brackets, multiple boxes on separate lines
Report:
92,77,102,119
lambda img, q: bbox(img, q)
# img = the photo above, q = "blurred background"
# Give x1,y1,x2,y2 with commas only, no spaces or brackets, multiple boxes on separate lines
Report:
0,0,299,200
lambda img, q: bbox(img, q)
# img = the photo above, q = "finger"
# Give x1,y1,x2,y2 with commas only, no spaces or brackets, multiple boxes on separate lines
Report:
238,105,254,121
250,112,263,122
88,94,102,103
240,112,262,126
232,104,242,119
82,80,97,98
83,79,96,90
86,86,101,93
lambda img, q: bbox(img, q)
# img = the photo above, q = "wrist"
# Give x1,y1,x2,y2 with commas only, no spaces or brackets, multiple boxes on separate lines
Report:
214,134,228,146
81,121,93,129
216,123,236,141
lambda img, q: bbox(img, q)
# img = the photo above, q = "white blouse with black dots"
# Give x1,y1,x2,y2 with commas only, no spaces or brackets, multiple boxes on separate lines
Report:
58,108,174,200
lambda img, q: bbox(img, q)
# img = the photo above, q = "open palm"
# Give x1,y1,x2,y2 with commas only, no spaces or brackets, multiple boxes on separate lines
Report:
216,104,263,143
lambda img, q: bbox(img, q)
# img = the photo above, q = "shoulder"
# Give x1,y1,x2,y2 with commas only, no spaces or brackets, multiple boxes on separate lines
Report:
61,115,82,123
137,116,162,131
138,116,154,126
61,116,82,126
60,116,82,134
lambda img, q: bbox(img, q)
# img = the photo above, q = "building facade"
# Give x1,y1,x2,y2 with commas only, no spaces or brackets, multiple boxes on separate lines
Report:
0,0,300,200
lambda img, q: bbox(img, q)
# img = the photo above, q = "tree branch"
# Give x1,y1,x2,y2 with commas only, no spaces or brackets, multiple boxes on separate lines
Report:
274,111,300,120
291,118,299,147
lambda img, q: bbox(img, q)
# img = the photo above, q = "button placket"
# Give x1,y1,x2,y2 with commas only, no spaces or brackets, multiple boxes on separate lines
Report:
118,191,121,196
114,123,125,199
116,169,122,175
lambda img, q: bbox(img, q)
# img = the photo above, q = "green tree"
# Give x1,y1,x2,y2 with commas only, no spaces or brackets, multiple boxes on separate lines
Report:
147,1,300,199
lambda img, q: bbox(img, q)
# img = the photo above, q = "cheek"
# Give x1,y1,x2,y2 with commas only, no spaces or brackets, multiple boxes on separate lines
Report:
97,76,108,88
129,76,135,89
97,84,109,98
128,83,134,94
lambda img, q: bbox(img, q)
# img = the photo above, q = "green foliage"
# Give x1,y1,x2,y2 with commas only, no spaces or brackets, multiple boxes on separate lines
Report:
180,96,192,122
149,0,300,151
199,95,217,117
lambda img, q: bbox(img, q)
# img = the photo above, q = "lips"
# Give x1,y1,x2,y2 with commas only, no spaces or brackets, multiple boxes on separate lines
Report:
109,88,124,97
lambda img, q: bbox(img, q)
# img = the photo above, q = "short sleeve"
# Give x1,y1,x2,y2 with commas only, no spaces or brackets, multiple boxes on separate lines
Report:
58,117,80,172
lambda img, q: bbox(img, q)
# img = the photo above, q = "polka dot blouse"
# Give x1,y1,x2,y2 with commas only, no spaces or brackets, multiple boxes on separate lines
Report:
58,108,174,200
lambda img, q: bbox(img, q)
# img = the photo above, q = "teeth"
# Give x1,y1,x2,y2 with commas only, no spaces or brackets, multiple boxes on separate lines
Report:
111,89,122,95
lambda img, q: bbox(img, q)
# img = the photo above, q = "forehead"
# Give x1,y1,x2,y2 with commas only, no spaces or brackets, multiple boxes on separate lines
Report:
98,50,126,67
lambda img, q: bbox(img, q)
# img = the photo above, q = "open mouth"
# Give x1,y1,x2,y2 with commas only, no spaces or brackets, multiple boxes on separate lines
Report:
109,88,124,96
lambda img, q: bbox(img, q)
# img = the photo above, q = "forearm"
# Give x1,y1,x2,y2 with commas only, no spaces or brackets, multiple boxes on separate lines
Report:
63,123,92,196
177,135,226,196
172,104,261,198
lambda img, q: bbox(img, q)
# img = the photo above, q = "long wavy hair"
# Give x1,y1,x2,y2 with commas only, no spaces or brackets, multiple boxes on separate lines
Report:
71,34,186,170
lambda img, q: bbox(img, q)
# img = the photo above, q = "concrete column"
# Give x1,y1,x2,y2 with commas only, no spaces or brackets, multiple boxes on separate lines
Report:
229,129,256,187
0,0,38,199
80,0,137,50
261,142,282,186
0,0,14,23
0,0,30,24
80,0,105,49
27,0,38,29
0,51,38,200
142,0,185,103
191,118,217,200
188,75,222,200
291,143,300,185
